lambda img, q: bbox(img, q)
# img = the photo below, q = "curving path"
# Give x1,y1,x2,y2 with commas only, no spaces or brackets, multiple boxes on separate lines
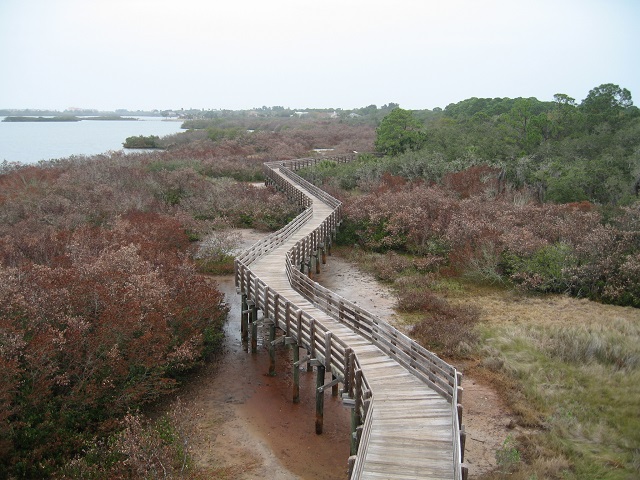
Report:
235,156,467,479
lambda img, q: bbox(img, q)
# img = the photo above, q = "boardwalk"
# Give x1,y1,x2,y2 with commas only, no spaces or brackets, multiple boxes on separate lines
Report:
235,156,466,479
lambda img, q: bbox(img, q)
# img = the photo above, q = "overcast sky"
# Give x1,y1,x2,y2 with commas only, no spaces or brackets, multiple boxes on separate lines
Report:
1,0,638,112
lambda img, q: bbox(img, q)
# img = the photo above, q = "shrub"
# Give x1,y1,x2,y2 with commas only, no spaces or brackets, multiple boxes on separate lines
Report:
505,242,577,293
495,435,521,473
0,215,228,476
123,135,160,148
61,401,196,479
408,298,480,358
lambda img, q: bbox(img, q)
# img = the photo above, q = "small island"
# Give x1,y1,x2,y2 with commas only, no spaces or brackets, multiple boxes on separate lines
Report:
3,116,81,122
122,134,161,148
2,115,138,122
84,116,138,121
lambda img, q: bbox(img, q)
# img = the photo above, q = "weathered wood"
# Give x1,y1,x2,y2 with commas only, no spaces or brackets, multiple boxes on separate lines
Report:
234,156,463,480
293,346,300,404
241,294,248,342
268,323,276,376
284,302,291,335
316,364,325,434
332,373,339,397
250,304,258,354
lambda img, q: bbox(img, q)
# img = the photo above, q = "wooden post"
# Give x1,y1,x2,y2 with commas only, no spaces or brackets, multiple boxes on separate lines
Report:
292,346,300,404
296,310,303,347
250,305,258,354
315,364,325,434
324,332,332,370
354,369,362,427
343,348,353,395
321,243,327,264
284,302,291,336
268,322,276,376
348,352,356,399
348,456,356,478
264,286,270,318
350,408,358,455
457,384,464,429
307,320,315,372
241,294,248,342
331,374,339,397
315,253,321,274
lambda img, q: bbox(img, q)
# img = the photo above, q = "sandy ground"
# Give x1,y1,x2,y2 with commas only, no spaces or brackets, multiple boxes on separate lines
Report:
177,229,508,478
179,273,351,479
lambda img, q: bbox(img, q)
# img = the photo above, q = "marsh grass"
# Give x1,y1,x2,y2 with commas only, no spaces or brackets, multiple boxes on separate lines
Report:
476,307,640,479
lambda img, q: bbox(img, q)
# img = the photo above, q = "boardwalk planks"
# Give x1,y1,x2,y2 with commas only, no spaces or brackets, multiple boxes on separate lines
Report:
235,155,466,480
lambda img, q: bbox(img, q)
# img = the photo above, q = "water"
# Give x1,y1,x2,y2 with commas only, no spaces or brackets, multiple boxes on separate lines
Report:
0,116,185,164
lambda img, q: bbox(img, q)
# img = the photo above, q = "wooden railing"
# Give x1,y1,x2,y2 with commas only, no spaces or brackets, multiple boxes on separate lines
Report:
234,154,465,479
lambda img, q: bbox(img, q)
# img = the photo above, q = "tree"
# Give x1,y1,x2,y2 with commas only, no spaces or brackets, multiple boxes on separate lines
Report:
580,83,634,131
550,93,581,138
375,108,427,155
502,98,550,154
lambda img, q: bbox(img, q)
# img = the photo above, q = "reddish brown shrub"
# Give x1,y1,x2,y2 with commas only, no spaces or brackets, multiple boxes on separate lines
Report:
442,165,502,198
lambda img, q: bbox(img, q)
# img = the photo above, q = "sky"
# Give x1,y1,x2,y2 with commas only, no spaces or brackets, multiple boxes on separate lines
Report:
1,0,639,112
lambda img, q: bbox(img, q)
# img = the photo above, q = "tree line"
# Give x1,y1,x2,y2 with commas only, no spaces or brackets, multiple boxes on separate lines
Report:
375,83,639,205
299,83,640,308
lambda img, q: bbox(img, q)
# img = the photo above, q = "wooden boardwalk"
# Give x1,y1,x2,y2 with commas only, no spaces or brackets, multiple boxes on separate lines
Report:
235,156,466,479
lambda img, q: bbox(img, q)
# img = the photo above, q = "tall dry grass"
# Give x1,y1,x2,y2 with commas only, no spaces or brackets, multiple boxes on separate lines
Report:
470,288,640,479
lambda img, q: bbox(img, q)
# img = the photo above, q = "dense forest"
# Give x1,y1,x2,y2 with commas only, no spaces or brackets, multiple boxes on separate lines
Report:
0,82,638,478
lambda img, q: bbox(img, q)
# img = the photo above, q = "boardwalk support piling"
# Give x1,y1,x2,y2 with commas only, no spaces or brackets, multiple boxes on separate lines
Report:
315,364,325,434
268,322,276,376
348,456,356,478
250,304,258,354
241,294,248,341
350,408,357,455
292,346,300,403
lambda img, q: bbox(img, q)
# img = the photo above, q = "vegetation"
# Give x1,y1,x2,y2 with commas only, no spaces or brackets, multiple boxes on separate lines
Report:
297,84,640,479
374,107,427,155
301,84,640,308
123,134,161,148
2,85,638,477
3,115,136,123
0,116,371,477
84,115,137,121
2,116,80,122
472,289,640,480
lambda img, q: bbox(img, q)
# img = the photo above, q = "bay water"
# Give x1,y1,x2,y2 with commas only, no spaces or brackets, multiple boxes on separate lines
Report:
0,116,185,165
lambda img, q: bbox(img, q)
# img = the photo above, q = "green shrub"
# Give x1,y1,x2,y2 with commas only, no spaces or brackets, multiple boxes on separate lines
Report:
495,435,521,472
504,243,577,293
123,135,160,148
